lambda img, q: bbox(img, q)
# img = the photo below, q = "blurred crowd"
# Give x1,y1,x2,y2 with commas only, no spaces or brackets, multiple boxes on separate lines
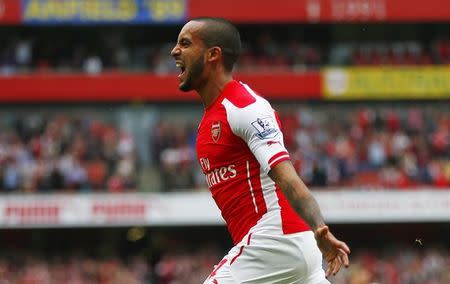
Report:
331,247,449,284
154,245,222,284
329,38,450,67
154,104,450,190
0,113,138,193
283,105,449,189
1,31,449,75
1,246,446,284
154,245,450,284
1,103,448,193
151,119,200,191
0,253,151,284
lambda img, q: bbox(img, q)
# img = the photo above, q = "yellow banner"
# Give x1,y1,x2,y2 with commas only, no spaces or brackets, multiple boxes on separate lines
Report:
323,67,450,100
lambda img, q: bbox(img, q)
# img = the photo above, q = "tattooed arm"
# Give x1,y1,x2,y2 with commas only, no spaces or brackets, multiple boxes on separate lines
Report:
269,161,326,231
269,160,350,277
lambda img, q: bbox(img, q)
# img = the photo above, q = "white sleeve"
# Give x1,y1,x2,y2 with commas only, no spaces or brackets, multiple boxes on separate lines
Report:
223,97,290,174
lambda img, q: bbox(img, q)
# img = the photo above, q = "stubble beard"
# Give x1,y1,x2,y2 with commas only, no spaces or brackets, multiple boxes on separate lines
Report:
180,55,205,92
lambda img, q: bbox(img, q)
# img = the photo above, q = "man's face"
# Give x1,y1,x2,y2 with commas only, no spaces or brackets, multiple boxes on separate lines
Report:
171,21,207,92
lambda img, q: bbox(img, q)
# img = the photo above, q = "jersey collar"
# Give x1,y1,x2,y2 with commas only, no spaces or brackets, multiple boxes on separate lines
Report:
205,80,239,111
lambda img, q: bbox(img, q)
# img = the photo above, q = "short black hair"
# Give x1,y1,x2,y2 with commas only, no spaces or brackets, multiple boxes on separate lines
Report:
191,17,241,72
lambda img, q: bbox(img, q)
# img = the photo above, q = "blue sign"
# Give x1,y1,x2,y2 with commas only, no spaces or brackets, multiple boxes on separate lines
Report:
22,0,186,24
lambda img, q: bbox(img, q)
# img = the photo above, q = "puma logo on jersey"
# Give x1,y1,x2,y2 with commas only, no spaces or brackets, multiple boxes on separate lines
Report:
267,140,281,146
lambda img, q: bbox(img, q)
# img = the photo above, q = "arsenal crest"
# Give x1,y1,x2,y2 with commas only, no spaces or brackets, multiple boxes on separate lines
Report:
211,121,221,143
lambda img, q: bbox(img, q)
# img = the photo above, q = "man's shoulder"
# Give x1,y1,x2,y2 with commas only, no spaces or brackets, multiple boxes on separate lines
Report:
222,81,273,114
220,82,277,136
223,81,261,109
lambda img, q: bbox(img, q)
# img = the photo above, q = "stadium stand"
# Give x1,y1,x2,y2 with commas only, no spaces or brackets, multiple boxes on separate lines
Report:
1,103,447,193
0,112,138,193
0,0,448,283
0,246,446,283
1,34,449,75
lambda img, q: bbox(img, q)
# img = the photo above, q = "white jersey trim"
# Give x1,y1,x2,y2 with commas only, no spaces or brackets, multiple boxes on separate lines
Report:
222,82,289,175
246,160,259,213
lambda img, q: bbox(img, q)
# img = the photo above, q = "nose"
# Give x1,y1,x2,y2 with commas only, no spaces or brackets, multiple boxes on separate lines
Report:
171,45,180,57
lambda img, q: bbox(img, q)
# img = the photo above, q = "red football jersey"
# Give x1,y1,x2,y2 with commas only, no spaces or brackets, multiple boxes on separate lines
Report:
196,80,310,244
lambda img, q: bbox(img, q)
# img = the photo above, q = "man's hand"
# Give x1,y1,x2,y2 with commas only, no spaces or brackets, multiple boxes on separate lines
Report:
269,161,350,277
314,225,350,277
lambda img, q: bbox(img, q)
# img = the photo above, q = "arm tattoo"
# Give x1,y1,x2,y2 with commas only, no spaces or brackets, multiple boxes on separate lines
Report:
280,180,326,231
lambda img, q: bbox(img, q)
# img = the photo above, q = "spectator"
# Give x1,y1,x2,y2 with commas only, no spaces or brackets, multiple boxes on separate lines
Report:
2,31,450,74
0,113,138,193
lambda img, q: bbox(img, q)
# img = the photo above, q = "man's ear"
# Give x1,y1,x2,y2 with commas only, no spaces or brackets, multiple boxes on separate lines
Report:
207,47,222,63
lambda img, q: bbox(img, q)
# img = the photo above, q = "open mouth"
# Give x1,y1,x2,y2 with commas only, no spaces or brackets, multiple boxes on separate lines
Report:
176,62,186,78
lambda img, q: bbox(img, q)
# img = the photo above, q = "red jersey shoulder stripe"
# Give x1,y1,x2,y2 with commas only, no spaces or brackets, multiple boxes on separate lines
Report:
222,81,256,109
268,151,290,169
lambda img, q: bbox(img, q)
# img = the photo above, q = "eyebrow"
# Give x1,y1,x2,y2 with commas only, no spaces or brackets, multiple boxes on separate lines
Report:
177,36,191,43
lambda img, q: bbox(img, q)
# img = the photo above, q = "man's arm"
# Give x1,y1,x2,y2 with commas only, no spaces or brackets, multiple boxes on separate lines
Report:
269,160,326,231
268,160,350,277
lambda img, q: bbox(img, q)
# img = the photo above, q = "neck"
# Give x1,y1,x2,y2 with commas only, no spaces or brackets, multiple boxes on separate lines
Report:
197,72,233,109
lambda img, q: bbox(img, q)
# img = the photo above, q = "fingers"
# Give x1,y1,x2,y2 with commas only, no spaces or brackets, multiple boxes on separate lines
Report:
325,251,349,277
339,241,351,254
316,226,351,278
325,257,340,277
342,249,350,267
325,248,350,277
325,258,342,277
331,239,351,256
338,248,349,268
325,232,350,253
317,228,350,254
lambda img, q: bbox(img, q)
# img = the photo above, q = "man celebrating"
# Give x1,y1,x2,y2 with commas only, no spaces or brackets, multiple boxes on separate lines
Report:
171,17,350,283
